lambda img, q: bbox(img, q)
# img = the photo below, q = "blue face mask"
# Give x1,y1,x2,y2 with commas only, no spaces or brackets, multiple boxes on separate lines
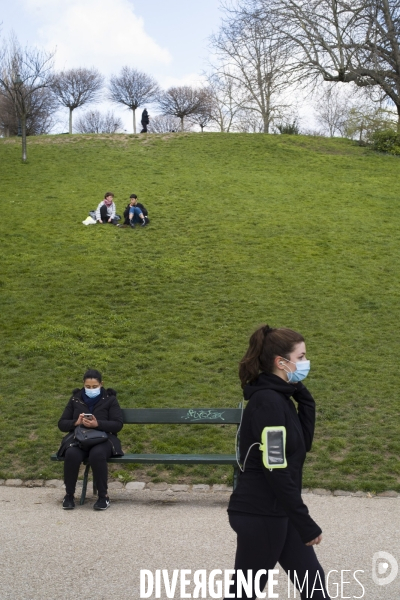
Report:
283,359,311,383
84,387,101,399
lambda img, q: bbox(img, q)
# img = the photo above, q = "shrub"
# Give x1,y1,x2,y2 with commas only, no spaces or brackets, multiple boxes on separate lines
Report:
276,121,300,135
371,129,400,155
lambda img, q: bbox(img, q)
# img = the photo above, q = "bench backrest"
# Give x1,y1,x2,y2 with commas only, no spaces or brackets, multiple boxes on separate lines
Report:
121,408,242,425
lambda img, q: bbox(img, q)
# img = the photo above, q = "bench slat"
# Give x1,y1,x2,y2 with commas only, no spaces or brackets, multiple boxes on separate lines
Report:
109,453,237,465
121,408,242,424
51,453,237,465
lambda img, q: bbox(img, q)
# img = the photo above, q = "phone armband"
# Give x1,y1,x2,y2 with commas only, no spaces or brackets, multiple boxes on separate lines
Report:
260,426,287,469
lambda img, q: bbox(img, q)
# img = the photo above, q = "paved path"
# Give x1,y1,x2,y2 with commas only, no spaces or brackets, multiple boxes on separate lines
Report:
0,486,399,600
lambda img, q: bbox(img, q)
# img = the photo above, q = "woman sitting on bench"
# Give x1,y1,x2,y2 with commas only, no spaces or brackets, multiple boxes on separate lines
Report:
57,369,124,511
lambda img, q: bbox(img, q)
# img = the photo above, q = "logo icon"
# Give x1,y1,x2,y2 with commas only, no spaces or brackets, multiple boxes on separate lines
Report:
372,551,398,586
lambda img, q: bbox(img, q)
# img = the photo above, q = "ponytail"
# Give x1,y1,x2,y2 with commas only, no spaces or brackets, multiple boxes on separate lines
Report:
239,324,304,388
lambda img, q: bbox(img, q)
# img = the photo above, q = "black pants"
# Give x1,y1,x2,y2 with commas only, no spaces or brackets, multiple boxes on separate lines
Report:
100,204,115,223
224,514,330,600
64,442,113,497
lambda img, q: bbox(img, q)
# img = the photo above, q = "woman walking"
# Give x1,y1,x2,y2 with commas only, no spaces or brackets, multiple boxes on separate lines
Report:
224,325,330,600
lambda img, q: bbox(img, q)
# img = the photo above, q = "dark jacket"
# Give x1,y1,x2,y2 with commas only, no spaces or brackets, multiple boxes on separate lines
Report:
123,202,148,225
141,109,149,126
57,387,124,457
228,373,322,544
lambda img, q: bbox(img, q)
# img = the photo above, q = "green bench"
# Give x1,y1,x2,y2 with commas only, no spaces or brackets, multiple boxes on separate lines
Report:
51,406,242,504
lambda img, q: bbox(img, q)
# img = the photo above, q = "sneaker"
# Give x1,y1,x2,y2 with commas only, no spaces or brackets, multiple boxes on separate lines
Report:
62,494,75,510
129,221,135,228
93,496,110,510
141,219,147,227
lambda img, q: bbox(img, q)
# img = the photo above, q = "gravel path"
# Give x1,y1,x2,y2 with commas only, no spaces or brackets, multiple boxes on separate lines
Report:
0,486,399,599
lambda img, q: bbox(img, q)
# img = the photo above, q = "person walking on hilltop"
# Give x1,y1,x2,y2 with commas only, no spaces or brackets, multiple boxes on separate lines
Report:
141,109,149,133
223,325,330,600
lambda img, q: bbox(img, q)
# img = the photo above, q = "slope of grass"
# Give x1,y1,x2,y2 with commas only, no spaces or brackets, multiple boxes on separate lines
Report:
1,132,400,491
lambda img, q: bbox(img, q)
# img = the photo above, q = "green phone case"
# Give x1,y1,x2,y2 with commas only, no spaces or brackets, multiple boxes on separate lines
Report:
260,426,287,469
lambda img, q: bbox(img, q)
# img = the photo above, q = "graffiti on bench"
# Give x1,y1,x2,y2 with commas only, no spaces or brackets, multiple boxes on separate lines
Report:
181,409,226,422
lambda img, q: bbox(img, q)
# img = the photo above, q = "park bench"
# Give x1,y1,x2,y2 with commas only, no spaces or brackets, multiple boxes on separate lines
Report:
51,406,243,504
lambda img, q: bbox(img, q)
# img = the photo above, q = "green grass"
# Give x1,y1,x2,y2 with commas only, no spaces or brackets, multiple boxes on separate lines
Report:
1,131,400,491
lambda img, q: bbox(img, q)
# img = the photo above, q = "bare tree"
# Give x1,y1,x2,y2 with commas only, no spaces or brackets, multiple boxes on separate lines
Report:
210,4,292,133
314,84,351,136
0,94,18,137
51,67,104,134
188,88,215,131
259,0,400,130
158,86,203,131
74,110,123,134
188,109,213,132
204,71,247,131
0,86,57,136
147,114,191,133
0,35,54,160
109,67,160,134
235,110,266,132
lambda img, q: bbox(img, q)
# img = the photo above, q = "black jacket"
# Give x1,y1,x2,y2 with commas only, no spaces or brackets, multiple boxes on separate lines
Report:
123,202,148,224
57,387,124,457
141,109,149,126
228,373,322,544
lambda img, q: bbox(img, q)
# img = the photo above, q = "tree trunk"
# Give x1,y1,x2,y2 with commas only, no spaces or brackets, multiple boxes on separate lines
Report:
263,88,272,134
133,108,137,134
21,114,27,163
69,107,73,134
180,116,184,131
397,105,400,133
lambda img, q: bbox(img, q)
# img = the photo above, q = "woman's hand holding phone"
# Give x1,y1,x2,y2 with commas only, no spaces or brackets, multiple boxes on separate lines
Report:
82,414,98,428
74,413,85,426
74,413,99,427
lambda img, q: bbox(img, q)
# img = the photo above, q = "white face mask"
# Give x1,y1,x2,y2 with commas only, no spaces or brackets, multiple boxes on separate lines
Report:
84,387,101,398
281,358,311,383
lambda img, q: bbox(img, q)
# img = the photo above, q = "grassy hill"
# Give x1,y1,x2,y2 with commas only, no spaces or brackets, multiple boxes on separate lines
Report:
1,131,400,491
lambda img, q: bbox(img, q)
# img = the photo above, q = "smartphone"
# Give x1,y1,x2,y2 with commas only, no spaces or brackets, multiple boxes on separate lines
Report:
83,414,93,420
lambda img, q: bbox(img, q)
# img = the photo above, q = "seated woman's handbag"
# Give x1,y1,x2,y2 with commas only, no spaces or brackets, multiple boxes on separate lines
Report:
74,425,108,450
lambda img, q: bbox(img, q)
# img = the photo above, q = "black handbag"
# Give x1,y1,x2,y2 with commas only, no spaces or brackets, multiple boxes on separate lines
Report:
74,425,108,450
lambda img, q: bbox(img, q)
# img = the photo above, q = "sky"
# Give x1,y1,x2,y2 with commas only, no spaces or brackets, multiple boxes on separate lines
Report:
1,0,319,133
1,0,225,131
